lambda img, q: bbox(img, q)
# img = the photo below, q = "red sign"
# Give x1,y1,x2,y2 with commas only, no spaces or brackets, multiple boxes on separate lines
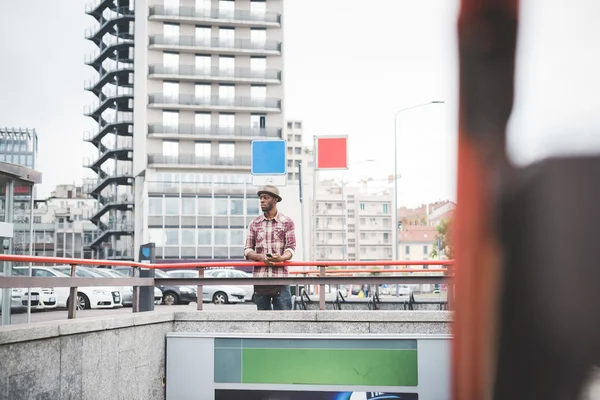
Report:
316,136,348,170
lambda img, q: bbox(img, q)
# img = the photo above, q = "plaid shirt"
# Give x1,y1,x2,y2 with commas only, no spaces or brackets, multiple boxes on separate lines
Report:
244,211,296,277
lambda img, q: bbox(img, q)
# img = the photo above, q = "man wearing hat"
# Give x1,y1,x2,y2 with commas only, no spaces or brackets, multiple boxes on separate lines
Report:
244,185,296,310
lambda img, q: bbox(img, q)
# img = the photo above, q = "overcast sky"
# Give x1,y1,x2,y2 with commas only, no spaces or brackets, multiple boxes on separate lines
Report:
1,0,599,207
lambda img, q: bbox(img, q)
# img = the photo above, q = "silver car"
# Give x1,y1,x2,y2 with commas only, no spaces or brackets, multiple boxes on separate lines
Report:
165,270,248,304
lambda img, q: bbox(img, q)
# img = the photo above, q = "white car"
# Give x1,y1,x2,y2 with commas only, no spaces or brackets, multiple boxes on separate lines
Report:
204,269,254,301
16,266,123,310
92,268,163,306
165,269,248,304
9,268,58,310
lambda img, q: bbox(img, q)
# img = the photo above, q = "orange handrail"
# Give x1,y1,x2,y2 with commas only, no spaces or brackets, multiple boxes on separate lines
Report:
0,254,454,269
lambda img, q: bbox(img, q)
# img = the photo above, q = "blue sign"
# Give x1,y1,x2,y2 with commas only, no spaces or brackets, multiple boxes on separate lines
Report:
251,140,287,175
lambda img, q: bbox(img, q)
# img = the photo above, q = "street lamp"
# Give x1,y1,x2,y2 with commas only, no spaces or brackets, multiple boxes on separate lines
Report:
393,101,444,261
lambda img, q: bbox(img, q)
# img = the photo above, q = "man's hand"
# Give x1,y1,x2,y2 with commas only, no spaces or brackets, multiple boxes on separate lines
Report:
267,253,283,263
261,254,274,265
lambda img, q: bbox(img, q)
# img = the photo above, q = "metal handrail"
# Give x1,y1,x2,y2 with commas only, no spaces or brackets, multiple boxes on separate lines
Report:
0,254,452,319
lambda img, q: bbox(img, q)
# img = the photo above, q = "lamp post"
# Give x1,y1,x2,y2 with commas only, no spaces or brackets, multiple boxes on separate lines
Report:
393,101,444,261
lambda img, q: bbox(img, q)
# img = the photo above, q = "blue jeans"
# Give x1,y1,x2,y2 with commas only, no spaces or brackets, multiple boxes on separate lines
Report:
254,285,292,310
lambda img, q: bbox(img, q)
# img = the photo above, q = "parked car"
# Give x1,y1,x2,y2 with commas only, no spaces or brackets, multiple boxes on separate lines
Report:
166,269,248,304
111,267,197,306
86,267,163,307
9,268,58,310
16,266,123,310
204,269,254,301
0,273,27,314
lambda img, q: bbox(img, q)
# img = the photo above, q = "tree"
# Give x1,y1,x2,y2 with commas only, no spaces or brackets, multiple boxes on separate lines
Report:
429,218,454,259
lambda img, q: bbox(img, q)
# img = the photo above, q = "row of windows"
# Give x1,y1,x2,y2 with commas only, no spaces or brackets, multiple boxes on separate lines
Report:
149,228,245,246
0,138,35,153
154,173,251,184
0,153,34,167
149,196,260,216
162,111,268,130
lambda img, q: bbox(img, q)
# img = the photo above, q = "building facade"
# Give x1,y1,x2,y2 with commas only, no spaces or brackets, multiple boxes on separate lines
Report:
84,0,284,261
312,183,393,264
0,128,38,169
283,120,308,183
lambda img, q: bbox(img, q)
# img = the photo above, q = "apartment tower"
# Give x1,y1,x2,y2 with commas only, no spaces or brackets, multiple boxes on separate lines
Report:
85,0,284,261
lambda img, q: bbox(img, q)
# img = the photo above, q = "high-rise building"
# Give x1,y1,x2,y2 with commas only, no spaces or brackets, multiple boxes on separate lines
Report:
84,0,284,261
283,120,308,183
0,128,38,169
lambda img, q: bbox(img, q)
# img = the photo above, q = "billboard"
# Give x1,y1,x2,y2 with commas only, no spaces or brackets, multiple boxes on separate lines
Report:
316,136,348,170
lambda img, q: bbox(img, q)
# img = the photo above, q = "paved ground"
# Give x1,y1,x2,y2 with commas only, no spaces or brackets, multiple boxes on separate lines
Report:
6,292,447,325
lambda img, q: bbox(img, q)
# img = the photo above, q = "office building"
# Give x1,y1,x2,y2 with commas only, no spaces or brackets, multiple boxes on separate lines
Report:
84,0,284,261
0,128,37,169
283,120,308,183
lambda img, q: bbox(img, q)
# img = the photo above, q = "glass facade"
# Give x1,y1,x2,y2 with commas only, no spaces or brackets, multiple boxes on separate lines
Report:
147,180,262,260
0,128,38,169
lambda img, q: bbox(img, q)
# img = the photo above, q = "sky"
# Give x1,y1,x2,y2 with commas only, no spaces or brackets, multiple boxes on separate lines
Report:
1,0,599,208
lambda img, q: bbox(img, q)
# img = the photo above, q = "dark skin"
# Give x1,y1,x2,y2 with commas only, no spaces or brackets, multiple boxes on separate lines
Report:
246,193,293,265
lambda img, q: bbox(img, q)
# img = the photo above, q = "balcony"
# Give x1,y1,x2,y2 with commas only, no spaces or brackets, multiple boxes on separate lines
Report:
148,6,281,27
148,94,281,113
147,154,251,169
147,124,281,140
148,64,281,84
149,35,281,56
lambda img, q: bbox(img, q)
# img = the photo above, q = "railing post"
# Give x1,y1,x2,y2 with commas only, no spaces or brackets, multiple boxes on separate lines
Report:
319,266,326,310
132,266,139,313
196,267,203,311
67,264,78,319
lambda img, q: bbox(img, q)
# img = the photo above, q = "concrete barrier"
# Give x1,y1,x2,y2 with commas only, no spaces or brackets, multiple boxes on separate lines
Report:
0,310,452,399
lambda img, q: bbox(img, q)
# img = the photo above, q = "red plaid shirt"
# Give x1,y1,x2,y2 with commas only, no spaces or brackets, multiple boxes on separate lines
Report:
244,211,296,277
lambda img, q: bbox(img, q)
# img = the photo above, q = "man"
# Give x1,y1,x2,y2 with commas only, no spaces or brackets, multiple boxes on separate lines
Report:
244,185,296,310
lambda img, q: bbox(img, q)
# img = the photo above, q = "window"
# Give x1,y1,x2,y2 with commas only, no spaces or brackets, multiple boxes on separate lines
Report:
214,229,228,245
360,203,365,210
165,0,179,10
215,198,228,215
384,233,389,243
181,230,195,245
423,245,429,255
287,172,293,180
219,85,235,100
195,112,211,127
163,52,179,73
195,26,211,42
149,198,163,215
251,85,267,99
164,23,180,40
405,245,410,255
165,197,179,215
163,81,179,98
251,114,266,129
250,56,267,72
197,197,213,215
162,111,179,129
287,121,293,129
294,122,302,128
198,229,212,245
218,0,235,17
219,28,235,46
165,229,179,245
182,198,195,215
246,198,259,215
229,198,243,215
162,140,179,157
219,56,235,74
195,83,211,100
219,143,235,158
195,142,211,158
250,1,266,16
195,0,210,10
250,28,266,44
218,113,235,129
33,216,41,224
195,54,212,71
383,203,389,214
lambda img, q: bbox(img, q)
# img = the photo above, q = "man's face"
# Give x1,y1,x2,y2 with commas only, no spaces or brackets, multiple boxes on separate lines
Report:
259,194,276,212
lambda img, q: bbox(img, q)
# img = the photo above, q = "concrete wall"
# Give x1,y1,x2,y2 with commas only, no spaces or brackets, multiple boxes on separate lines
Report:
0,310,451,399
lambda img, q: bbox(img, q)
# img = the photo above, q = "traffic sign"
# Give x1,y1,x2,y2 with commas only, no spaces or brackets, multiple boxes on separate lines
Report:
251,140,287,186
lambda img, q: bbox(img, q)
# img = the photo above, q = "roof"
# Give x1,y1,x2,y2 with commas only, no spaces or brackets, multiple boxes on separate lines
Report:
398,228,439,243
397,200,455,218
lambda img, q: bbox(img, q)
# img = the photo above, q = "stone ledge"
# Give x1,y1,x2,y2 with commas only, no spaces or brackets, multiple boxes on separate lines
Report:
316,310,452,322
174,310,319,321
0,311,176,345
